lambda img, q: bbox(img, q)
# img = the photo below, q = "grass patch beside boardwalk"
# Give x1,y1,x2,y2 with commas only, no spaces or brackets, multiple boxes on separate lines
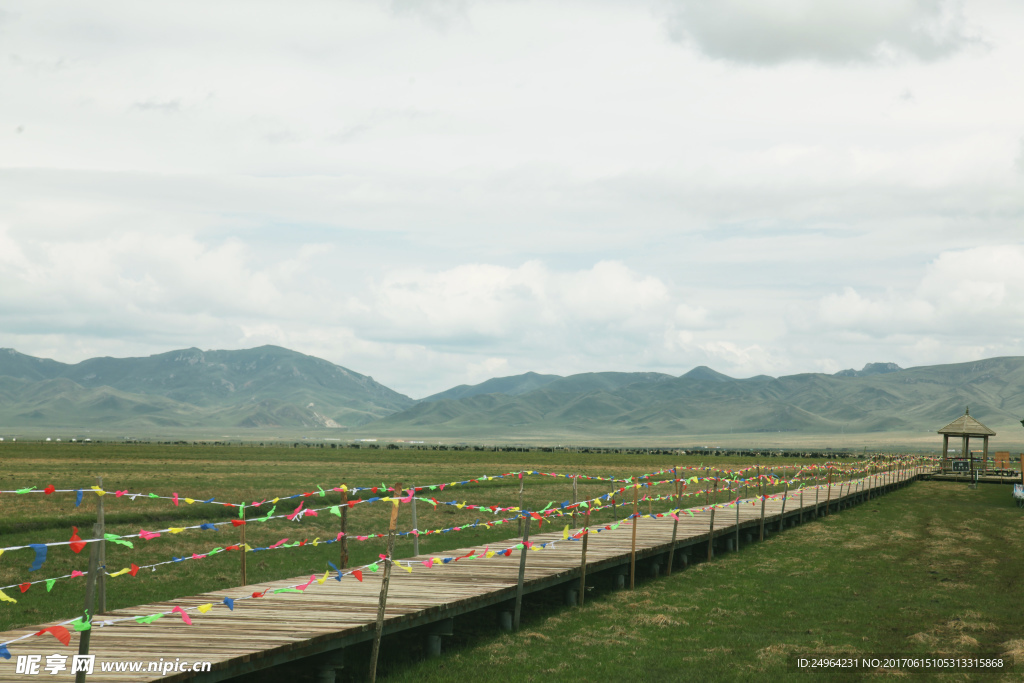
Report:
377,480,1024,682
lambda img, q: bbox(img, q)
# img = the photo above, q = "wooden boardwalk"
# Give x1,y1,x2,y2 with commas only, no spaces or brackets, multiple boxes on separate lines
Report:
0,469,922,681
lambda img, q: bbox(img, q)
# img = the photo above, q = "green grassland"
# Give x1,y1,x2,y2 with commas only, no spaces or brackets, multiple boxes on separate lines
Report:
0,442,818,635
4,443,1015,683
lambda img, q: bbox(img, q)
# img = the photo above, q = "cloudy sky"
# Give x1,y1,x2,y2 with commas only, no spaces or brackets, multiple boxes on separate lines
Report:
2,0,1023,398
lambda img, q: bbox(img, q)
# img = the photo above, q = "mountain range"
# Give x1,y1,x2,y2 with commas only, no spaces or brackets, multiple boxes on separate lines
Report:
2,346,1023,439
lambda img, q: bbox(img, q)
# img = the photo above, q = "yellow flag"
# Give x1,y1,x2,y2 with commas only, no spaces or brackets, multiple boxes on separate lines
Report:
243,544,253,552
317,571,329,584
91,486,106,496
197,603,213,613
401,562,412,573
562,525,569,540
185,498,195,505
312,538,321,547
0,588,16,604
486,551,495,558
272,497,279,504
168,528,185,534
456,502,465,509
109,567,130,578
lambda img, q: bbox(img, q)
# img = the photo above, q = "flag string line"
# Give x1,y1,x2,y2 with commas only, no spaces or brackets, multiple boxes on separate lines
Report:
0,472,898,598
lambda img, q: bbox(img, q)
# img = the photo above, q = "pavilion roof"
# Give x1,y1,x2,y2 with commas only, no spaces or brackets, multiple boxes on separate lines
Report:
937,409,996,436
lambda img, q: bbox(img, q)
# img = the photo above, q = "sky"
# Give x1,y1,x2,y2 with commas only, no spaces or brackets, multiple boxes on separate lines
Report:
2,0,1023,399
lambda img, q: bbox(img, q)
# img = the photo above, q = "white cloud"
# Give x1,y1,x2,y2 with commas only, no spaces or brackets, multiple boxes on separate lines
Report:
664,0,982,64
812,245,1024,350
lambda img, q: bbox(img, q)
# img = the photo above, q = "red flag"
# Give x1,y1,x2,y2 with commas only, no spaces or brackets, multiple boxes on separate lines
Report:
352,570,363,582
69,527,86,554
19,583,30,593
231,519,246,527
129,563,140,577
43,485,55,495
35,626,70,646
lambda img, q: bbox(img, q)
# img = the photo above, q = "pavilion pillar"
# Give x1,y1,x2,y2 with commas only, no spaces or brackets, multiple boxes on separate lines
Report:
942,434,949,472
983,436,989,474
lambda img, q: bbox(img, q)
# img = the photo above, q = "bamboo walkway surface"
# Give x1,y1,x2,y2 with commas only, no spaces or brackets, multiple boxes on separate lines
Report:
0,469,922,682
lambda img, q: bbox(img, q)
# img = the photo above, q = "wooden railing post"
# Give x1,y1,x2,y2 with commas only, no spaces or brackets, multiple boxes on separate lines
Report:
517,472,525,536
578,508,590,606
409,485,419,557
368,482,401,683
706,478,718,561
513,512,531,630
95,476,106,614
240,503,247,586
666,467,679,576
74,512,104,683
825,469,833,515
758,467,766,541
572,475,578,529
340,485,349,569
630,486,638,589
778,482,789,532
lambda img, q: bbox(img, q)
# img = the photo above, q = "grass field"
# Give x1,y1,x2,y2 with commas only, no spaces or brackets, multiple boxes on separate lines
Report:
0,442,981,682
0,442,848,634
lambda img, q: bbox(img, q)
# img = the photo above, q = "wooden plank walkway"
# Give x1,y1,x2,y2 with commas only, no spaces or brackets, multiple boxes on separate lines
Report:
0,469,922,681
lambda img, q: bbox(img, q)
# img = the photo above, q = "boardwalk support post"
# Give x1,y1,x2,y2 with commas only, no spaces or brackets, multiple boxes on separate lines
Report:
426,619,453,659
368,482,401,683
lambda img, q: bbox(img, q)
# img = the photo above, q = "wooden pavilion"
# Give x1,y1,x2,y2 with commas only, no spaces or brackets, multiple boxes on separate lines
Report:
938,407,996,474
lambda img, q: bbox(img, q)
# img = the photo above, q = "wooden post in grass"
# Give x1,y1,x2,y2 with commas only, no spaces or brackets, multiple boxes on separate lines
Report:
578,508,590,606
368,482,401,683
240,503,247,586
630,486,638,589
95,476,106,614
340,485,349,569
707,478,718,561
758,467,766,542
409,485,419,557
825,470,833,515
517,472,525,536
513,511,531,630
666,467,679,576
75,511,104,683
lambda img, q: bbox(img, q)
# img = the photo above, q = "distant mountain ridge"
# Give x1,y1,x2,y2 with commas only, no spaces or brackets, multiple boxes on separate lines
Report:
0,346,413,430
369,357,1024,437
4,347,1023,438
